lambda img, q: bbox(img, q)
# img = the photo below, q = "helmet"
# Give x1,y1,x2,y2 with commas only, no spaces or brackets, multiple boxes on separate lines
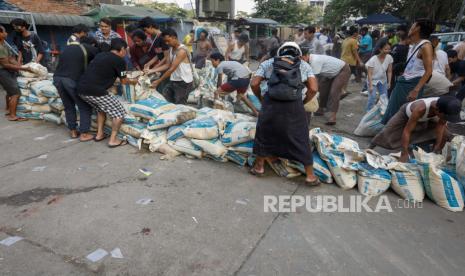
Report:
277,42,302,57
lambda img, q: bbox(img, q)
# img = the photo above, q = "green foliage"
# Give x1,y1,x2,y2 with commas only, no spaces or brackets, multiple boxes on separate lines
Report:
253,0,318,24
140,2,194,19
323,0,463,27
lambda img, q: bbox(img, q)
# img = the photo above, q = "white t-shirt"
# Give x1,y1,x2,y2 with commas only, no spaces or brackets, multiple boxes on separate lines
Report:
308,54,346,78
365,54,393,85
433,49,448,76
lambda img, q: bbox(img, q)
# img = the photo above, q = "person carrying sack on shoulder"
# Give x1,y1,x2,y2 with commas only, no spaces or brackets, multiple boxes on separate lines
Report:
151,28,196,105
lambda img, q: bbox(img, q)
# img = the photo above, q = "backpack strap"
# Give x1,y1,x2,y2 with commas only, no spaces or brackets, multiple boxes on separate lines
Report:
78,44,88,70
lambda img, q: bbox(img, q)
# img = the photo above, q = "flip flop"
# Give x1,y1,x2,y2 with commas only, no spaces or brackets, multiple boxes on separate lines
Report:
108,140,127,148
94,135,107,142
80,135,95,142
8,117,28,122
305,179,321,186
249,167,265,177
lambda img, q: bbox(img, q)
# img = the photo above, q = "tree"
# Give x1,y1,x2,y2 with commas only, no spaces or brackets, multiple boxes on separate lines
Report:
253,0,317,24
323,0,463,27
140,2,194,19
236,11,250,19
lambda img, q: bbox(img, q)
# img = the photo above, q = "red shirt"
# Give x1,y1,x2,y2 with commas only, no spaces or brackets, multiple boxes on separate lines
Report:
130,42,157,69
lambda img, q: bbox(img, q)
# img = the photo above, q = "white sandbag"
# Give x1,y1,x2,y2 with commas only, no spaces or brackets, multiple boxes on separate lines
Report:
182,117,219,140
365,149,397,170
17,78,36,89
16,112,43,120
30,80,59,98
157,143,182,159
284,152,333,183
197,107,235,133
20,88,31,96
357,163,391,196
50,98,64,112
167,125,186,141
225,150,247,166
129,96,176,119
229,140,254,154
17,104,51,113
234,113,257,123
119,122,147,139
168,138,204,159
20,62,48,78
327,160,358,189
121,82,136,103
221,121,256,146
18,96,28,104
43,113,62,125
123,113,138,124
389,162,425,202
354,94,388,137
422,71,453,97
442,136,465,165
147,106,197,130
414,148,464,212
191,139,227,158
27,94,49,104
457,143,465,185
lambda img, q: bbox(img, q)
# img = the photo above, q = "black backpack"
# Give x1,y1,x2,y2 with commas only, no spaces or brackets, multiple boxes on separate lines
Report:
267,56,304,101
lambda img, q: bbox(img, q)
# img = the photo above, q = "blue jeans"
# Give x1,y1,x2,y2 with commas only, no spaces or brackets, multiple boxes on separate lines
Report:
53,76,92,132
366,81,387,111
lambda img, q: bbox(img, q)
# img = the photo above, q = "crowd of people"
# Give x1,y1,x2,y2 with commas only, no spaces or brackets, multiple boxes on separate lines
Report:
0,16,464,185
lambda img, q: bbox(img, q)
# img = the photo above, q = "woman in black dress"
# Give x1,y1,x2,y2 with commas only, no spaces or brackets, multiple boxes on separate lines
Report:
250,42,320,185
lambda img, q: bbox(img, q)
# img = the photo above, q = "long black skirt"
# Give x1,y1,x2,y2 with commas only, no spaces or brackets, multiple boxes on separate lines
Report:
253,94,313,166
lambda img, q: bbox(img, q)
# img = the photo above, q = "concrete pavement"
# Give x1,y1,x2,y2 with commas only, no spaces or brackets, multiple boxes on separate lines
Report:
1,83,464,276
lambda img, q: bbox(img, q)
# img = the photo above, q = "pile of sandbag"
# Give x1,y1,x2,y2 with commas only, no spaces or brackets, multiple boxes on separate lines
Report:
16,63,64,124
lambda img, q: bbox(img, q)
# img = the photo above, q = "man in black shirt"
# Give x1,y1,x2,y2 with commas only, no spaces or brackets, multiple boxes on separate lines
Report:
447,49,465,102
78,38,135,148
138,17,169,71
10,18,46,66
54,36,98,141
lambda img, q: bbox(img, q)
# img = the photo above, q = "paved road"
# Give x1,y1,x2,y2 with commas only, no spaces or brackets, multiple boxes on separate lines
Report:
1,83,464,276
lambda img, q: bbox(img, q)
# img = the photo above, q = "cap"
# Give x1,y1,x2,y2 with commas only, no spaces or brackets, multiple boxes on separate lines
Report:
437,96,462,123
277,42,302,57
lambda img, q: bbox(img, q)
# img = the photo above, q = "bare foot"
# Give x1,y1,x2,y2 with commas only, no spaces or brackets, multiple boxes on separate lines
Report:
7,116,27,122
108,138,127,148
79,133,94,142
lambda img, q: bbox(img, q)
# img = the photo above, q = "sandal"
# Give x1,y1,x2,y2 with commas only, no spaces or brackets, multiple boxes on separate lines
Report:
249,167,265,177
108,140,128,148
8,117,28,122
305,178,321,186
94,135,107,142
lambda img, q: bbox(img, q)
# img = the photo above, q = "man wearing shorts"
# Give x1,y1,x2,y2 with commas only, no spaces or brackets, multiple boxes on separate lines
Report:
210,53,258,116
78,38,136,148
0,24,32,121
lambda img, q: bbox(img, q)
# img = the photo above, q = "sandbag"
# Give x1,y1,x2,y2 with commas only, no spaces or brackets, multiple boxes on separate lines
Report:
229,140,254,154
123,114,138,124
357,163,391,196
147,106,197,130
129,96,177,119
414,148,464,212
422,71,453,97
457,142,465,185
182,117,219,140
119,122,147,139
354,94,388,137
221,121,256,146
157,143,182,159
327,160,358,190
17,104,51,113
168,138,204,159
50,98,65,112
167,125,186,141
30,80,58,98
389,162,425,202
285,152,334,184
191,139,227,158
225,150,247,166
43,113,62,125
17,78,36,89
266,159,302,178
27,94,49,105
20,62,48,78
20,88,31,96
442,136,465,165
197,107,235,133
16,112,43,120
234,113,257,123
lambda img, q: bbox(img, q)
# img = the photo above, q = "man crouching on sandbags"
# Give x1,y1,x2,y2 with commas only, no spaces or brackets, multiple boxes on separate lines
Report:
78,38,137,148
370,96,462,162
209,53,259,116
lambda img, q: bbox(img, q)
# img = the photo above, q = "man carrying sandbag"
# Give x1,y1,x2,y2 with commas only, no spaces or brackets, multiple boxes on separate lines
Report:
54,36,98,141
0,25,33,122
370,95,462,162
209,53,258,116
78,38,136,148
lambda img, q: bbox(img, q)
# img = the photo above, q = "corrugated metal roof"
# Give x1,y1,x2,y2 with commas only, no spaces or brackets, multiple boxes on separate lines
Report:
82,3,171,21
244,18,279,25
0,0,22,12
0,11,95,27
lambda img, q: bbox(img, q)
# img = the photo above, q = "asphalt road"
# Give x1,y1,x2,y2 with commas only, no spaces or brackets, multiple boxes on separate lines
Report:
0,82,464,276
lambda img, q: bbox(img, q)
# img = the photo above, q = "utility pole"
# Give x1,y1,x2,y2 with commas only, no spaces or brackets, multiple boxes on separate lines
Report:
455,0,465,32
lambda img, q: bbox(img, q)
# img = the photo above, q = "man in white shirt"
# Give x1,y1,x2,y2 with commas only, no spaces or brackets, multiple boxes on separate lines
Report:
299,26,324,55
431,36,450,78
302,51,351,125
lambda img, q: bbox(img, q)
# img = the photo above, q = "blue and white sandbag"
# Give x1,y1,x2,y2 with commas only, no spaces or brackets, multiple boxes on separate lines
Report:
191,139,227,158
414,148,464,212
43,113,62,125
50,98,65,112
147,105,197,130
167,125,186,141
119,122,147,139
30,80,59,97
182,117,219,140
229,140,254,154
168,138,204,159
354,94,388,137
27,94,49,104
129,96,176,119
357,163,391,196
225,150,248,166
16,112,44,120
388,162,425,202
221,121,256,146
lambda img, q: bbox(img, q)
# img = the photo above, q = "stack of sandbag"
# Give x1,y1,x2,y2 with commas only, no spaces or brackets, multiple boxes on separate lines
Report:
311,128,365,189
19,62,48,79
188,60,217,105
354,94,388,137
414,148,465,212
118,71,155,104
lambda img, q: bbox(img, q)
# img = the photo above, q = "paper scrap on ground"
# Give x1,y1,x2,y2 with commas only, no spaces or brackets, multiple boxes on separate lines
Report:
192,217,198,224
32,166,47,172
346,113,354,118
136,198,154,205
37,154,48,159
62,138,76,143
99,162,110,168
0,236,24,246
235,199,249,205
34,134,54,141
86,248,108,262
139,168,152,176
110,248,124,259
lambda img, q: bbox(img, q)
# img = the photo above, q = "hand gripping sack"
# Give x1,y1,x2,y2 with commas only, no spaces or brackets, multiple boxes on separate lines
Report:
267,57,304,101
414,148,464,212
